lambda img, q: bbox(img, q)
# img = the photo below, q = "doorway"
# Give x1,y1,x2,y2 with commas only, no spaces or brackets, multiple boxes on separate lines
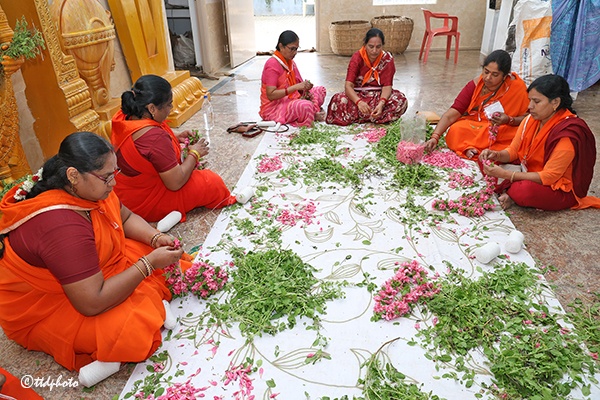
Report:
253,0,316,53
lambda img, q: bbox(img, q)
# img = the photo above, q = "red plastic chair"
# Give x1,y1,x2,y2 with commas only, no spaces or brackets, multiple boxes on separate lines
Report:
419,9,460,64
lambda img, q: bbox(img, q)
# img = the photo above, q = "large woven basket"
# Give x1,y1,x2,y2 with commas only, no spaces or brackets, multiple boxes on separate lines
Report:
329,20,372,56
371,16,414,54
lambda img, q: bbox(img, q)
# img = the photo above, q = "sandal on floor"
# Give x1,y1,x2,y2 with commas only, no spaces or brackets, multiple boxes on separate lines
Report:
227,122,263,138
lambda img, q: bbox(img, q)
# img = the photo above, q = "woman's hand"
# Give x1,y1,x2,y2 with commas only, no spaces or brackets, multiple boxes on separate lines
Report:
482,162,508,179
490,112,509,126
189,138,210,158
371,101,385,119
356,99,371,115
424,138,438,153
146,245,185,270
177,130,194,143
479,149,498,161
153,233,176,248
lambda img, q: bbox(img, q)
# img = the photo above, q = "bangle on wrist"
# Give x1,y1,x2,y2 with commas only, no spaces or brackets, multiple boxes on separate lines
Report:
356,99,363,106
133,261,147,278
150,232,163,248
508,116,515,126
139,256,155,277
284,87,289,96
379,98,387,105
510,171,517,183
188,149,201,161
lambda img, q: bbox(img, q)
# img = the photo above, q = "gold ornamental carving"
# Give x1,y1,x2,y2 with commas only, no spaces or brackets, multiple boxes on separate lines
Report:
0,6,32,187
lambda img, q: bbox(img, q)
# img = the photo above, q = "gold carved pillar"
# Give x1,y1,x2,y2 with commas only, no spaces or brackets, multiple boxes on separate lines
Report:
1,0,100,159
107,0,207,128
50,0,121,139
0,6,31,187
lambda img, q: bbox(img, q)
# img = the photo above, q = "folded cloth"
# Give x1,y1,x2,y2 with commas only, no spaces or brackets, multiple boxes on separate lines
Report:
0,367,43,399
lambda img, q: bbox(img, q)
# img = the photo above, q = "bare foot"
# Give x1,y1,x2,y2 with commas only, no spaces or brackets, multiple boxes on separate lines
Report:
498,193,515,210
465,148,479,159
315,110,326,122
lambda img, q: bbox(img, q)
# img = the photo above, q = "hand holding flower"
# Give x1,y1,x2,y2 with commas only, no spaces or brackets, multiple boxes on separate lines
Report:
148,246,184,269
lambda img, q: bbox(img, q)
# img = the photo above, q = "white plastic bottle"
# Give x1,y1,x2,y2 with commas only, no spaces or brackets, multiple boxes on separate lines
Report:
200,94,213,145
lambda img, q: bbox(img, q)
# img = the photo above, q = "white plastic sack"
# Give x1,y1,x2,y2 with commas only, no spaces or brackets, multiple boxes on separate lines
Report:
510,0,553,85
173,32,195,68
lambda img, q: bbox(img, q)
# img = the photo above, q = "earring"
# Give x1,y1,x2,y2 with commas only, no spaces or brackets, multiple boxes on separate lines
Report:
69,180,77,194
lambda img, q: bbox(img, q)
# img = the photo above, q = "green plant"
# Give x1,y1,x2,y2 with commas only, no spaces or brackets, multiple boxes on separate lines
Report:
0,16,45,64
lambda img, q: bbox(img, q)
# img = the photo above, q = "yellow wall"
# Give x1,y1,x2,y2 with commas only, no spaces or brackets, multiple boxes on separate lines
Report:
316,0,486,54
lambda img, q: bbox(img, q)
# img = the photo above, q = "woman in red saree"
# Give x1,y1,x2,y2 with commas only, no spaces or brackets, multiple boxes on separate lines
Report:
326,28,408,126
425,50,530,159
111,75,236,223
0,132,190,380
480,74,600,210
259,30,326,127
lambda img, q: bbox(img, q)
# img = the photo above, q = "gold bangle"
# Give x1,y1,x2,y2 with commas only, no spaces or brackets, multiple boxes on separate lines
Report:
150,232,163,248
188,149,201,161
133,262,147,278
139,256,154,277
510,171,517,183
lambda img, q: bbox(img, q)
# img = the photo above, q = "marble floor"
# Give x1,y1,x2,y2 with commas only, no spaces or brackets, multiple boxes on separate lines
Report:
1,49,599,399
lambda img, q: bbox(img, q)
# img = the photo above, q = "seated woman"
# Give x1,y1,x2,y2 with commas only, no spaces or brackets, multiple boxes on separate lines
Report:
326,28,407,126
260,30,326,127
424,50,529,159
480,74,600,210
0,132,189,378
111,75,236,223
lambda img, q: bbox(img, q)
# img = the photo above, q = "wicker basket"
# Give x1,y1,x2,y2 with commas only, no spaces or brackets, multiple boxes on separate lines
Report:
371,16,414,54
329,20,372,56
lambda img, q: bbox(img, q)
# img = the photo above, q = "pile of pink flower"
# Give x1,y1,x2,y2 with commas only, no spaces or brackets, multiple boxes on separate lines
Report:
353,127,387,143
448,172,476,189
164,259,229,299
257,155,283,173
276,200,317,227
224,363,257,400
372,260,440,321
431,175,497,217
421,150,467,169
396,141,425,164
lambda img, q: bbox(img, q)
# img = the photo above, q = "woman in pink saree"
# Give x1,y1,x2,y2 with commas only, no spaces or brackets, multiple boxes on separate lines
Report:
259,30,326,127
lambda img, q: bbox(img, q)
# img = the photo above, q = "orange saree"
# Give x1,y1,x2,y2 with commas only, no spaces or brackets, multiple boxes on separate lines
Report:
445,72,529,159
0,188,187,371
111,110,235,222
506,110,600,209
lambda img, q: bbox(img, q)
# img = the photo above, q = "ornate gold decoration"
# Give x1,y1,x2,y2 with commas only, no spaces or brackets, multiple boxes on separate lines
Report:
0,6,32,187
107,0,208,127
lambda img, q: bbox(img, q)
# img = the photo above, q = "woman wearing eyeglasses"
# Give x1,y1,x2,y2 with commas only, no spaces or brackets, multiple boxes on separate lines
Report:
111,74,236,224
0,132,190,383
259,30,326,126
326,28,408,126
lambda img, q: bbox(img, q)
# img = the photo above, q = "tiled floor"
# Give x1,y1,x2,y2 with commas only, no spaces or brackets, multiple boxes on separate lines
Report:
1,49,599,399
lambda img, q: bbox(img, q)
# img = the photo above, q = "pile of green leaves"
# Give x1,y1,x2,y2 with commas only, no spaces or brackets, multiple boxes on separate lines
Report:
1,17,45,61
210,249,346,338
415,262,599,399
289,124,343,156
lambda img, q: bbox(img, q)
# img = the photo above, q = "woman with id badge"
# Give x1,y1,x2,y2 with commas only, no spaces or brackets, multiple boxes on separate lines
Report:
480,74,600,211
424,50,529,159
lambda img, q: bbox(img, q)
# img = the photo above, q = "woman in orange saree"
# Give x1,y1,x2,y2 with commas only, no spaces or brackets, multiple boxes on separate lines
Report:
425,50,530,159
0,132,189,379
480,74,600,210
111,75,236,223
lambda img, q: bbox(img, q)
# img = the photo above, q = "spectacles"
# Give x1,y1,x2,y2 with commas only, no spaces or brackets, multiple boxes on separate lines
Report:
88,168,121,185
285,45,299,52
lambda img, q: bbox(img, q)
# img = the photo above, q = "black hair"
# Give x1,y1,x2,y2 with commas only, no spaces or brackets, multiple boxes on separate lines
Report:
528,74,575,114
483,49,512,76
363,28,385,46
276,30,299,51
27,132,114,199
121,74,173,119
0,132,113,259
